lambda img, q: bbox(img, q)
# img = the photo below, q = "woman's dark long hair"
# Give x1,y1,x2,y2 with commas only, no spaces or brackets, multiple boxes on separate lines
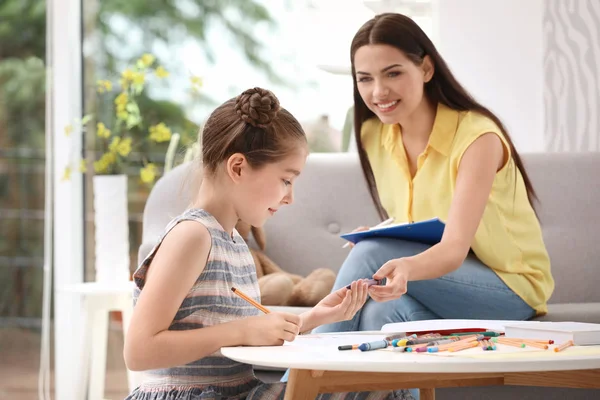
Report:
351,13,538,220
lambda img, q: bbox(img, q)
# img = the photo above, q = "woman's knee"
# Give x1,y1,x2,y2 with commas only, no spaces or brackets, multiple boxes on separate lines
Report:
334,241,385,284
343,239,426,273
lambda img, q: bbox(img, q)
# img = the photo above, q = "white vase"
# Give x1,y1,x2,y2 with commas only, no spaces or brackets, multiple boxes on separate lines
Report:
93,174,131,283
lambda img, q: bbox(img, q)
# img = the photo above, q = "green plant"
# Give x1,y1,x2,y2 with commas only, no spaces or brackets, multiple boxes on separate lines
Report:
63,53,202,186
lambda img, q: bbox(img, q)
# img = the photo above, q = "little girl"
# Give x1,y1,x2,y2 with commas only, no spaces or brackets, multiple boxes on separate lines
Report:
123,87,412,400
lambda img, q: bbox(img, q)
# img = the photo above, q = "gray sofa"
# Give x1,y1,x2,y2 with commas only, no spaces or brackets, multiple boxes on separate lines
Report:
139,152,600,399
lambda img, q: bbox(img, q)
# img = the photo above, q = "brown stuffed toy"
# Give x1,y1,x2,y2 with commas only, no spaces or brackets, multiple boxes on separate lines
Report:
235,220,337,307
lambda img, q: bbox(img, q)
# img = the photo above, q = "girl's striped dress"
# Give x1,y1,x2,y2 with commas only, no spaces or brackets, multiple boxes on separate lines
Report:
125,208,411,400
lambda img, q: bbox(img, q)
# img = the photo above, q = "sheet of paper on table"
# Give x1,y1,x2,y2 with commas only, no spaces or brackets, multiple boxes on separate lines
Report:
284,333,388,347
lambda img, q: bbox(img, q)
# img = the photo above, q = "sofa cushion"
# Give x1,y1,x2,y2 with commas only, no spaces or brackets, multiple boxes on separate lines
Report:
523,153,600,304
535,302,600,324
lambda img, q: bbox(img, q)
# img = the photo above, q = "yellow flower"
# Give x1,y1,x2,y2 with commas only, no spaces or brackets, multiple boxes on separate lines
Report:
93,152,116,173
104,151,116,164
62,166,72,181
132,72,145,85
190,75,203,92
97,80,113,93
64,124,73,136
117,137,132,157
97,122,111,139
115,92,129,118
120,68,134,89
149,123,172,143
93,159,106,173
190,75,203,86
79,160,87,173
121,68,134,81
140,163,158,184
155,66,169,78
115,92,128,107
139,54,155,67
109,137,120,153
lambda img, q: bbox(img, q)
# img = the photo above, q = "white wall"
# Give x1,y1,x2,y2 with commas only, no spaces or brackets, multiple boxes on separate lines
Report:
544,0,600,152
435,0,544,152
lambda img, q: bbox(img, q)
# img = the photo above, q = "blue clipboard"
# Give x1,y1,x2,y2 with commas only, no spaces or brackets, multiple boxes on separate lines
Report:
340,217,445,245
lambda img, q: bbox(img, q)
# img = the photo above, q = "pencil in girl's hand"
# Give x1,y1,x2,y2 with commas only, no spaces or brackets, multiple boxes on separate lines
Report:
231,287,271,314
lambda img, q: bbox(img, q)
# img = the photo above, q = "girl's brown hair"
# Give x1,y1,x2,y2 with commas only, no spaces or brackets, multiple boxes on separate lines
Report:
351,13,538,220
200,87,306,175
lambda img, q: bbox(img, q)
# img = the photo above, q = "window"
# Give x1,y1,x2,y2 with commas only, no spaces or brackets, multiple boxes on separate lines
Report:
0,0,47,397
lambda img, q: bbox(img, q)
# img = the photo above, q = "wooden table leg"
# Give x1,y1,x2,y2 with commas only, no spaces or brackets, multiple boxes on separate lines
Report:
420,388,435,400
284,369,320,400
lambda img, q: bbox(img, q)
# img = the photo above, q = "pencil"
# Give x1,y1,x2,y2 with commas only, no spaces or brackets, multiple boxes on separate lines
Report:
231,287,271,314
554,340,574,352
342,217,394,248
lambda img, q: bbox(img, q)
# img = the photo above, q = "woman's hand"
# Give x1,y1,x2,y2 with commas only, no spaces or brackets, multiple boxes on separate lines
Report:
239,312,301,346
344,226,370,248
368,258,410,302
302,280,369,331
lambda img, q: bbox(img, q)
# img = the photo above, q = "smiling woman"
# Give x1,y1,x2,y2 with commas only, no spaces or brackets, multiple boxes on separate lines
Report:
309,13,555,400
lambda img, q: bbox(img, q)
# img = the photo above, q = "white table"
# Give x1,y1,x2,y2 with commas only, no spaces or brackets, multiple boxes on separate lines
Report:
222,335,600,400
59,281,142,400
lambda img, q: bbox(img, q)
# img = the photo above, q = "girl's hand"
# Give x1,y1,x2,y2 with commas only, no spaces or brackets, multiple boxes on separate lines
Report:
307,280,369,328
240,312,301,346
368,258,409,302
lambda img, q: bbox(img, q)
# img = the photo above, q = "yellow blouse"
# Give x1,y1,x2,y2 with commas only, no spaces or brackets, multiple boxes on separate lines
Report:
361,103,554,314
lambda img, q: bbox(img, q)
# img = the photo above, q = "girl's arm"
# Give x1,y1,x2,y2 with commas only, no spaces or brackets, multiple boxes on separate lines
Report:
399,132,506,280
123,221,243,371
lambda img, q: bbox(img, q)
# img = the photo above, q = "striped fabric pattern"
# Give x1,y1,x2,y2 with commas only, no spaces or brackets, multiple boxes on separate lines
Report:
125,208,263,400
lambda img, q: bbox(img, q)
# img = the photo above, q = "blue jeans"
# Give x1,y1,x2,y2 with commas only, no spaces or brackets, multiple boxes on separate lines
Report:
281,238,535,398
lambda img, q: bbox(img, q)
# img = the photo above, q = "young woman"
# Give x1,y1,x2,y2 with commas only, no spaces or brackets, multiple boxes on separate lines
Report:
318,12,554,334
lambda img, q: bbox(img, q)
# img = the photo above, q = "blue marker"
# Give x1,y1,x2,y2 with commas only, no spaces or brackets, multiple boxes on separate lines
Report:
346,279,383,290
358,340,389,351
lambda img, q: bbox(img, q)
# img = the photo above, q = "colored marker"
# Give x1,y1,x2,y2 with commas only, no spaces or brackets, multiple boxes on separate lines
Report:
406,337,443,345
554,340,574,352
358,340,389,351
392,339,409,347
346,279,383,290
450,331,502,337
338,344,359,351
427,338,459,346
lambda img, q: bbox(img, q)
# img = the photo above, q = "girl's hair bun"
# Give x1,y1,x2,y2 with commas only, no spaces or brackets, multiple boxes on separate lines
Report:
234,87,281,128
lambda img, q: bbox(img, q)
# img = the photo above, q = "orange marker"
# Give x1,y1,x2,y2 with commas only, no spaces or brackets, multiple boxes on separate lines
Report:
521,340,549,350
492,338,525,348
448,341,479,352
554,340,574,352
